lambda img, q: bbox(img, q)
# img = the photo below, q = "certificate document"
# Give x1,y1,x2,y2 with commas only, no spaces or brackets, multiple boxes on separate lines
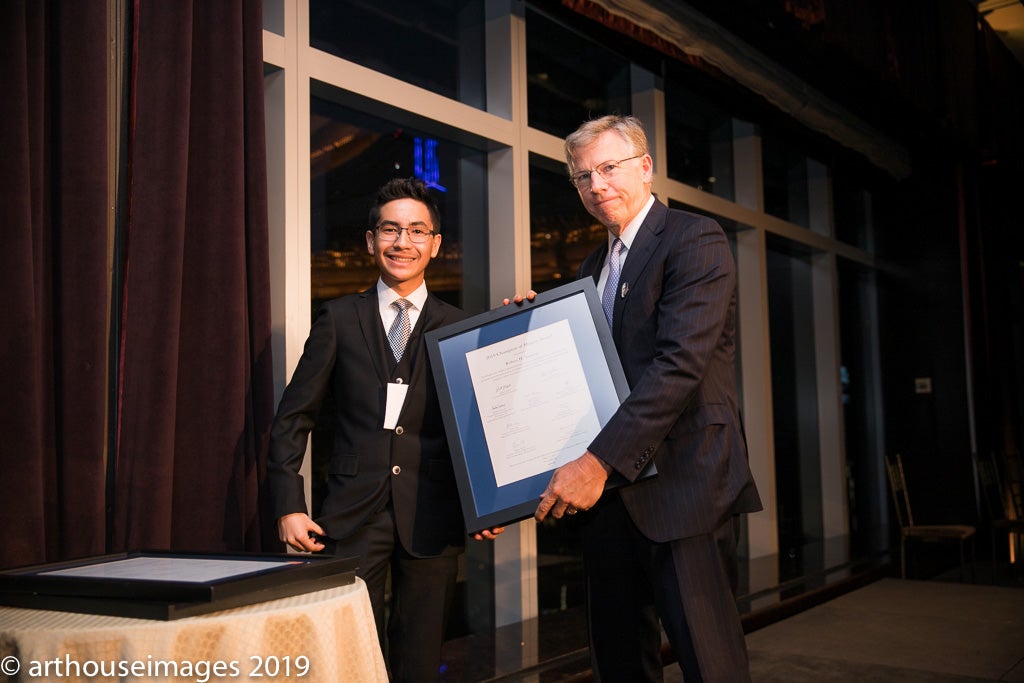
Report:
465,319,599,487
425,279,649,533
41,557,300,583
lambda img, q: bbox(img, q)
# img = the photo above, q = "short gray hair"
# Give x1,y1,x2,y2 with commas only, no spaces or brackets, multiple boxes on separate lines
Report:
564,115,649,175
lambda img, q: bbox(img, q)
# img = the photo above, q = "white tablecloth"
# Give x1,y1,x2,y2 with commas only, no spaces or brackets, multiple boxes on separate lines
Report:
0,579,387,682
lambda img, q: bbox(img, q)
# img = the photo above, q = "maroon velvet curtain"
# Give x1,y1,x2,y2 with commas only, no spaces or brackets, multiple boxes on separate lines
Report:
0,2,109,569
0,0,275,569
112,0,275,553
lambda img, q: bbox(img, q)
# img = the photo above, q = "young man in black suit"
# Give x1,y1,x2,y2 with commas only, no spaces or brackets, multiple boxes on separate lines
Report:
267,177,502,682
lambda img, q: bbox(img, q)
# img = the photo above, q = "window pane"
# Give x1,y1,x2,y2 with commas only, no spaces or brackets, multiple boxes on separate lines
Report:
310,94,486,311
529,154,604,292
766,236,822,559
309,0,487,109
833,172,876,251
762,132,811,229
664,80,735,200
837,258,884,555
263,0,283,35
526,6,631,138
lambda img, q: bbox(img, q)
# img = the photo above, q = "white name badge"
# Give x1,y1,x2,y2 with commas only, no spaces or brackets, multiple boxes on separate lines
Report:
383,381,409,430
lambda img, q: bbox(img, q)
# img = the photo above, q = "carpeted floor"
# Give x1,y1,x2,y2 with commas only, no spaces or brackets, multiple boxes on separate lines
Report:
661,578,1024,682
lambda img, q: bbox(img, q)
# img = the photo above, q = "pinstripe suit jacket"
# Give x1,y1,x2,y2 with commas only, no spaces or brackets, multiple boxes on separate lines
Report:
580,200,762,542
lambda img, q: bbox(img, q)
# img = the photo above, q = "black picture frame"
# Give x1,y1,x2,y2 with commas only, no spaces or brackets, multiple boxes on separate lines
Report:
0,550,358,620
425,279,655,534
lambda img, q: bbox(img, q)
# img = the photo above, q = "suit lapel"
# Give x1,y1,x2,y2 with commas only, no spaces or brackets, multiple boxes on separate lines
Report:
401,294,430,374
405,294,443,381
356,288,391,386
610,200,665,334
620,200,665,286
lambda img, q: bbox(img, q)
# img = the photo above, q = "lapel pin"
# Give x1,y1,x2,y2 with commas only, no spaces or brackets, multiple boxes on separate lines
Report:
621,282,629,298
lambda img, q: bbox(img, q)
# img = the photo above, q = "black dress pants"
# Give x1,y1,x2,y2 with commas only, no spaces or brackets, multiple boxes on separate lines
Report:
323,504,458,682
580,492,750,683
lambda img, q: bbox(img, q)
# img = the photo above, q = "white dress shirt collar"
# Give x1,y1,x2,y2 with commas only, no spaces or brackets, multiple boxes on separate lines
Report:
376,279,428,328
611,194,656,253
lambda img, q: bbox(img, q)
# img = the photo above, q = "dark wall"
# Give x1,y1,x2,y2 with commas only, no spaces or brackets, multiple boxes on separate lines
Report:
875,159,975,524
671,0,1024,530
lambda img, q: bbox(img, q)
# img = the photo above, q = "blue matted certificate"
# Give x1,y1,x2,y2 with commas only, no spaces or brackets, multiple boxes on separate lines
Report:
425,279,654,534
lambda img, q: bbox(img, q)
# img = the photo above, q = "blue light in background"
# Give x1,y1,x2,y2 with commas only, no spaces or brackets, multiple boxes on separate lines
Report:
414,137,447,192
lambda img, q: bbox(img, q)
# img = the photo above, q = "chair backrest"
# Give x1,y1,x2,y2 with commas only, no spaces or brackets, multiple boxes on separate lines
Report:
885,453,915,528
1004,451,1024,519
975,452,1009,523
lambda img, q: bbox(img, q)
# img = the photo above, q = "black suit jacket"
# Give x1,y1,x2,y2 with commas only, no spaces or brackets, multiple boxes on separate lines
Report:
580,200,762,542
267,287,466,557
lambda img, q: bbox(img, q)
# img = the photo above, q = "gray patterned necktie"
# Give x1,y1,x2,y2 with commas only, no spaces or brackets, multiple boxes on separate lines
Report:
602,238,624,327
387,298,414,361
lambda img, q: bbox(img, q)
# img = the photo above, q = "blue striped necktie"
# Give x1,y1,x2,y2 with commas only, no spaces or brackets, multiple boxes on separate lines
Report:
602,238,624,327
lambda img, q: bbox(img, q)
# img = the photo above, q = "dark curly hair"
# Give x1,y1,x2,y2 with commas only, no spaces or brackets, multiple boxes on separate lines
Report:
368,177,441,233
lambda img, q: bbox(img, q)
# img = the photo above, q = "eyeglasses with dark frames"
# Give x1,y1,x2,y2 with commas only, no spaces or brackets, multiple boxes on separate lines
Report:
375,224,436,244
569,155,643,189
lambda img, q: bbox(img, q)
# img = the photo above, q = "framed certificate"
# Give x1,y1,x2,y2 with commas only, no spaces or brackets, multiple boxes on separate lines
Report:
0,550,358,620
425,279,654,534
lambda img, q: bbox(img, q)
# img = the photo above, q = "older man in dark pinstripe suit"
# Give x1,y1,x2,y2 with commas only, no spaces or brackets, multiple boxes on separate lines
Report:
533,115,762,682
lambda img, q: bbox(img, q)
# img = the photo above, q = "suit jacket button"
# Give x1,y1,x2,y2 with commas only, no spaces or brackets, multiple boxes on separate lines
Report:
395,426,404,435
392,465,401,475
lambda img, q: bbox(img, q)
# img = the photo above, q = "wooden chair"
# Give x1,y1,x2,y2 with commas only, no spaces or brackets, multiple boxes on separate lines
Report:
885,453,976,580
1005,451,1024,527
975,451,1024,580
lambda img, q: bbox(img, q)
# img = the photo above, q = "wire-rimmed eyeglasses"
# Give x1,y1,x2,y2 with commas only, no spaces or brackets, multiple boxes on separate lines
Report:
569,155,643,189
375,224,436,244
